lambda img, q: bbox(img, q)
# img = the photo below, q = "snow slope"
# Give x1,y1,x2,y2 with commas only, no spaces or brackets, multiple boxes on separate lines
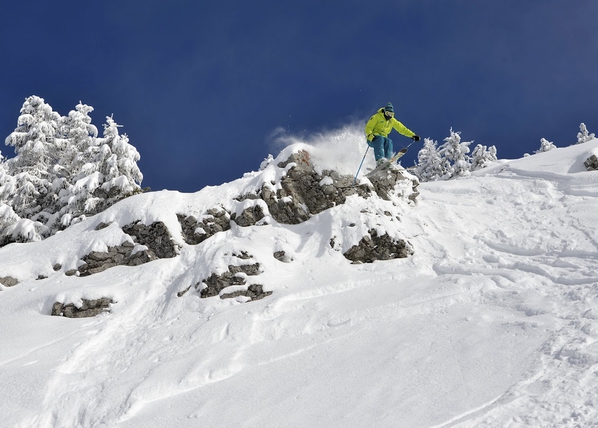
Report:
1,136,598,428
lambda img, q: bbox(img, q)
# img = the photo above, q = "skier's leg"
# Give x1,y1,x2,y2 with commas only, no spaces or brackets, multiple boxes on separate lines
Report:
368,136,385,160
384,137,394,159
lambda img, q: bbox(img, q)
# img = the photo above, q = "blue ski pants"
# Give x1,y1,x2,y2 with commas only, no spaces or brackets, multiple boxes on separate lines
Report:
368,135,394,161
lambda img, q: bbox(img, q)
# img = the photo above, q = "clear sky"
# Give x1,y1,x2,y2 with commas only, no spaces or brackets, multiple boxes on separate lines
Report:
2,0,597,192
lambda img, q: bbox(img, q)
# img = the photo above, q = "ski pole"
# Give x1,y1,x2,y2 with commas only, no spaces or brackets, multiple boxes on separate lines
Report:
405,138,418,149
400,136,422,152
353,145,369,185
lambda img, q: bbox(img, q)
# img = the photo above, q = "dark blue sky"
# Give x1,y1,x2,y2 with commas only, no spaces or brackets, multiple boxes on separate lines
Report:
2,1,597,192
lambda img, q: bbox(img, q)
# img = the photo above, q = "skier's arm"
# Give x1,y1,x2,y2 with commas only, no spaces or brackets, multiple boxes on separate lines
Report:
392,118,415,138
364,115,376,140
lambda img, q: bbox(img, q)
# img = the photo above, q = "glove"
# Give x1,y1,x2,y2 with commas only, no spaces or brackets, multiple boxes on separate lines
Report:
367,134,375,142
412,135,420,142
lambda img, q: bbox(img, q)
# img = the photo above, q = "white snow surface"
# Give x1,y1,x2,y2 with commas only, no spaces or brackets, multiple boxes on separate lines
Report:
2,136,598,428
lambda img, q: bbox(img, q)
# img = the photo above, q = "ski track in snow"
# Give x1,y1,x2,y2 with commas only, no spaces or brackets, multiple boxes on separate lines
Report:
2,141,598,427
413,166,598,428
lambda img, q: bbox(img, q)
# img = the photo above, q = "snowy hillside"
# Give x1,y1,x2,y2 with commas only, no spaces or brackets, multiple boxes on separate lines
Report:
2,136,598,428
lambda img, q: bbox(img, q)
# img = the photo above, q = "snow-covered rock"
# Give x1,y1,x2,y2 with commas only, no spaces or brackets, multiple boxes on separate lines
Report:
1,144,418,305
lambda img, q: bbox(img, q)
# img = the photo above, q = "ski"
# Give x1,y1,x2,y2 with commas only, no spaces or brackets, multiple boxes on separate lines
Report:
366,148,408,177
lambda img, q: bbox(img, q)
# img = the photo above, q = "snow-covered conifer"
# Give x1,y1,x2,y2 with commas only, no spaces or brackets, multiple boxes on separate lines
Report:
3,96,62,219
53,103,101,226
414,138,445,182
0,151,49,245
438,129,472,178
535,138,556,154
470,144,498,171
86,116,143,213
5,96,61,178
1,97,145,244
577,123,595,145
57,102,98,182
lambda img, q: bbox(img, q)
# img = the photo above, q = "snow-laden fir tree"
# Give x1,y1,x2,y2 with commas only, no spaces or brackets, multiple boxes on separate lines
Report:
1,96,144,246
535,138,556,154
56,114,142,225
83,115,143,214
438,128,472,179
54,102,101,226
470,144,498,171
57,102,98,183
3,96,61,221
414,138,446,182
577,123,595,145
414,130,493,182
0,149,49,244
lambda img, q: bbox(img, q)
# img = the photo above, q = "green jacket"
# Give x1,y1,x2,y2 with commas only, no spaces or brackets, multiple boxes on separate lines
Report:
365,108,415,141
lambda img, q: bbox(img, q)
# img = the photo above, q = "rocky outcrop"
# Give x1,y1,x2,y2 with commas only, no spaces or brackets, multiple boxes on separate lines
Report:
71,220,179,277
343,229,414,264
78,242,156,276
176,252,271,301
121,221,179,259
135,151,416,297
584,154,598,171
259,151,373,224
51,297,114,318
178,208,231,245
199,261,269,300
220,284,272,301
176,150,418,231
231,204,266,227
0,276,19,287
23,150,415,311
369,168,420,202
273,250,293,263
265,150,419,222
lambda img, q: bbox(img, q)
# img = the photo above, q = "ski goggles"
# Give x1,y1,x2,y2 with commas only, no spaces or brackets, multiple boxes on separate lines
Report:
384,110,394,117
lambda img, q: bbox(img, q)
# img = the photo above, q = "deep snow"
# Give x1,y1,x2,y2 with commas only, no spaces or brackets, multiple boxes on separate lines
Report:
2,132,598,428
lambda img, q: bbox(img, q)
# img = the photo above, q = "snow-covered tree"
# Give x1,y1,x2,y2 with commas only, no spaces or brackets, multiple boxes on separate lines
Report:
1,96,144,245
577,123,595,145
470,144,498,171
438,129,472,178
5,96,61,176
57,102,98,182
535,138,556,154
83,116,143,213
4,96,61,219
51,103,101,226
414,130,492,182
414,138,446,182
0,151,49,245
52,114,143,226
0,208,49,246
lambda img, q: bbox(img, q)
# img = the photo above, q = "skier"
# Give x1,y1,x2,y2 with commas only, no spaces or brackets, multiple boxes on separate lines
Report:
365,102,420,165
